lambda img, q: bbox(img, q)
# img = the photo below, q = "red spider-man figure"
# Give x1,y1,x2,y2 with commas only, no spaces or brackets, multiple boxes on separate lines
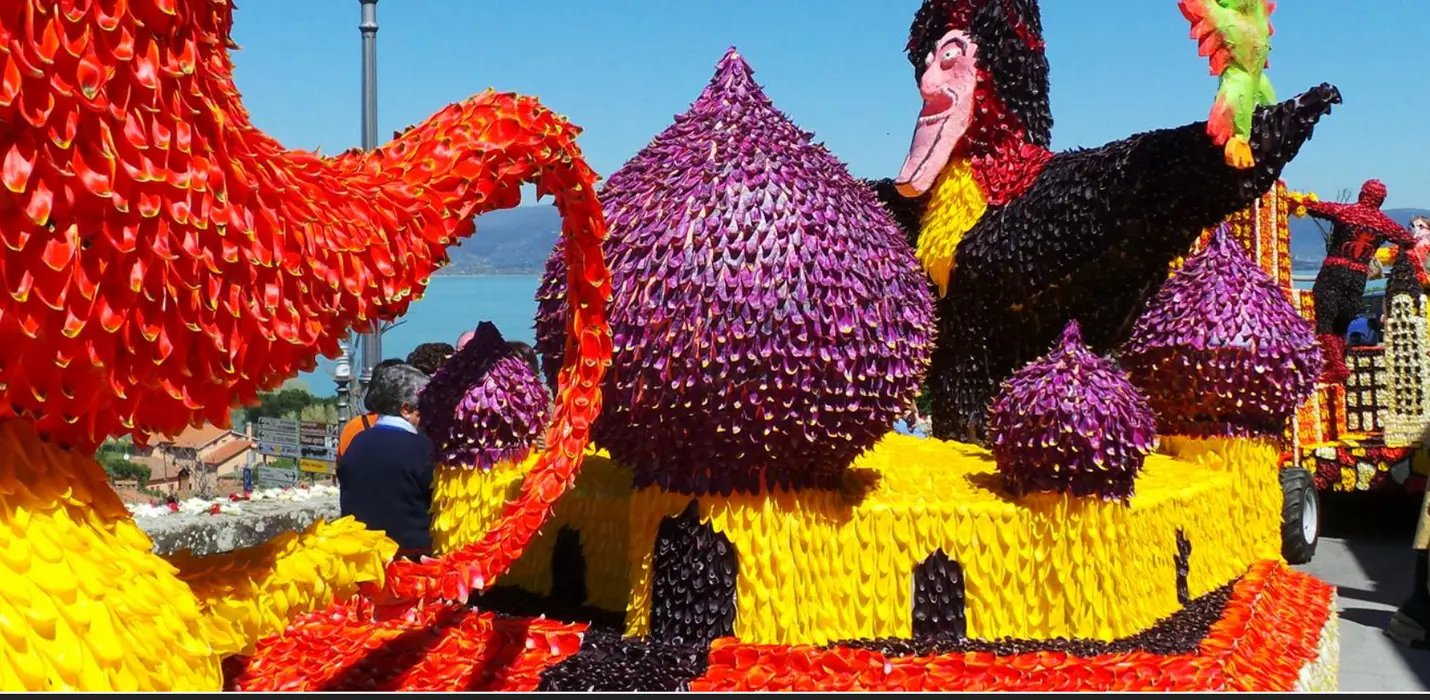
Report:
1298,179,1415,383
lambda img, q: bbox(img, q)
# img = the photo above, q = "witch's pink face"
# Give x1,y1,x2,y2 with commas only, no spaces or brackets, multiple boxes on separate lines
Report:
895,30,980,197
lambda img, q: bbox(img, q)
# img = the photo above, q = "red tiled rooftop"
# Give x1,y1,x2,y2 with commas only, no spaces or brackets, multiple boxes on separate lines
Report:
154,423,230,450
203,438,254,467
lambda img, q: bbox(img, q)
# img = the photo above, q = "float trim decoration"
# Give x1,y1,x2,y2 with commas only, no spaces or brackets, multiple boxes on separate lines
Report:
225,561,1336,692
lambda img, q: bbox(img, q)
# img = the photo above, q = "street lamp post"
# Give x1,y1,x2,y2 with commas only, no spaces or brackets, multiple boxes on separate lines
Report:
334,338,353,422
357,0,382,394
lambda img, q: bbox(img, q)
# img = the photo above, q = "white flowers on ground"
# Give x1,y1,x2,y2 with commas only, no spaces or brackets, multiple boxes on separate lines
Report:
125,484,339,518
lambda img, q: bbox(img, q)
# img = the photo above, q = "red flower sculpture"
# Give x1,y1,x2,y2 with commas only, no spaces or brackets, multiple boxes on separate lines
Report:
0,0,612,601
1294,180,1412,382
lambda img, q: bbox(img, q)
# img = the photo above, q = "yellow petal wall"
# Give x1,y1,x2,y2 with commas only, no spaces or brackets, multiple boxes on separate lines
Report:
446,434,1285,646
430,460,531,556
1159,436,1283,565
431,454,633,613
0,417,402,691
622,435,1282,644
167,516,397,656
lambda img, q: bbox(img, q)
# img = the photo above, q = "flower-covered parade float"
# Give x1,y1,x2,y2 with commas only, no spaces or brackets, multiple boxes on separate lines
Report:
224,0,1339,690
2,0,1349,693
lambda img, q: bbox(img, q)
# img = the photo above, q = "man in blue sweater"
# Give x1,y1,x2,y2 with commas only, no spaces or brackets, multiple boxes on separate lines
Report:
338,362,435,558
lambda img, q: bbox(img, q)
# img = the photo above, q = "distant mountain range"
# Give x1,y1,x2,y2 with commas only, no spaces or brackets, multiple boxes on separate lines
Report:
437,205,563,276
438,204,1430,276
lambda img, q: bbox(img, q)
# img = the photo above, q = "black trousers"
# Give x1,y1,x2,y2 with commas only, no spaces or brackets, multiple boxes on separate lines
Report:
1310,262,1368,336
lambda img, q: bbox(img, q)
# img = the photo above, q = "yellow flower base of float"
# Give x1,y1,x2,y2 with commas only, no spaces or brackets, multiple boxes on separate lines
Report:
431,454,634,612
0,420,396,691
454,433,1283,646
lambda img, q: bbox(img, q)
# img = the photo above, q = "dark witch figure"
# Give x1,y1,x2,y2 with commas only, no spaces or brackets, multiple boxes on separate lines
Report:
1300,179,1414,383
871,0,1341,443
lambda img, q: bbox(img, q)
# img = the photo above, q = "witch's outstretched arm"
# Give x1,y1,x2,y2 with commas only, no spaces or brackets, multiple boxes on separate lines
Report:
1107,83,1340,232
963,84,1340,300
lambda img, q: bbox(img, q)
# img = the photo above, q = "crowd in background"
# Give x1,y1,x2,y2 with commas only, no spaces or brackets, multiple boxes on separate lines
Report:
335,326,547,559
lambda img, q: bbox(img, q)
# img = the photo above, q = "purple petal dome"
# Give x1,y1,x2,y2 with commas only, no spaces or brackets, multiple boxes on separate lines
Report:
534,48,935,494
1121,225,1321,437
987,321,1156,501
418,321,551,470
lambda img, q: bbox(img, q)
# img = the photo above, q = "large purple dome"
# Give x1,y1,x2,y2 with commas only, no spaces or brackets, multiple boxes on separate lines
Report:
535,49,934,494
1121,225,1321,437
418,321,551,470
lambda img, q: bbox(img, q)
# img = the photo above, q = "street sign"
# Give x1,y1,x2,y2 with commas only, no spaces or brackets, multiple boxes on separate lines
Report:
255,465,298,487
258,443,303,459
257,416,300,432
297,421,339,449
300,445,337,461
256,417,300,447
299,458,332,475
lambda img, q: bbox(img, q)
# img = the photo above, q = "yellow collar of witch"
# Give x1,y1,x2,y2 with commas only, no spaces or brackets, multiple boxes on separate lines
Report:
917,158,988,297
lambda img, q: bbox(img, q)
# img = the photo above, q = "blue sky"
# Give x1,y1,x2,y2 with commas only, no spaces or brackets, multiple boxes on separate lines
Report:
229,1,1428,209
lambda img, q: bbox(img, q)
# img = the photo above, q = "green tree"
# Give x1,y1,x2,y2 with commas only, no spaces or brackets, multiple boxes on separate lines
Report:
96,439,150,487
242,388,337,425
229,407,248,433
915,382,932,419
294,403,338,424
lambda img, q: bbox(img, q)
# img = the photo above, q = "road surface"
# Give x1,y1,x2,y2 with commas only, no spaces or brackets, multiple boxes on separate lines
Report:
1297,492,1430,692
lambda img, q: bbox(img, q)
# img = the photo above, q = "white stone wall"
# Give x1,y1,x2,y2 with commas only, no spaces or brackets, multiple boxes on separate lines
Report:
134,496,340,556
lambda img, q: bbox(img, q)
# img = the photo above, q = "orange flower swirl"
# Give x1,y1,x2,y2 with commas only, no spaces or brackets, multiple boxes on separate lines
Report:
0,0,613,597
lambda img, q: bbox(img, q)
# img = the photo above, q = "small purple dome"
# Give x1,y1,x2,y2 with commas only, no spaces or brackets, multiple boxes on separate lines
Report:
1121,225,1321,437
534,48,934,494
418,322,551,470
988,321,1156,500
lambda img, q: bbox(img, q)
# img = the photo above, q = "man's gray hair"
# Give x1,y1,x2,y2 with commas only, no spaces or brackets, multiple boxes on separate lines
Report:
363,363,430,416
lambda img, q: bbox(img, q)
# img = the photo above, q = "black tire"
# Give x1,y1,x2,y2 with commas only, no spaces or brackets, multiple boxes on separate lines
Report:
1280,466,1320,565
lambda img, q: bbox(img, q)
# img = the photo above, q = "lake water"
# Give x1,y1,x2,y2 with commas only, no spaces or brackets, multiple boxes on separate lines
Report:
298,275,541,396
296,272,1327,396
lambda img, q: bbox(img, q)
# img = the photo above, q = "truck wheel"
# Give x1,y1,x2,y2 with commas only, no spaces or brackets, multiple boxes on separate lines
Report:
1281,467,1319,565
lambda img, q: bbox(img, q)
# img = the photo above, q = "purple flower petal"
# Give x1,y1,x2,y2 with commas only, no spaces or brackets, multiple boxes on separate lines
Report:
1121,226,1321,437
532,48,935,493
